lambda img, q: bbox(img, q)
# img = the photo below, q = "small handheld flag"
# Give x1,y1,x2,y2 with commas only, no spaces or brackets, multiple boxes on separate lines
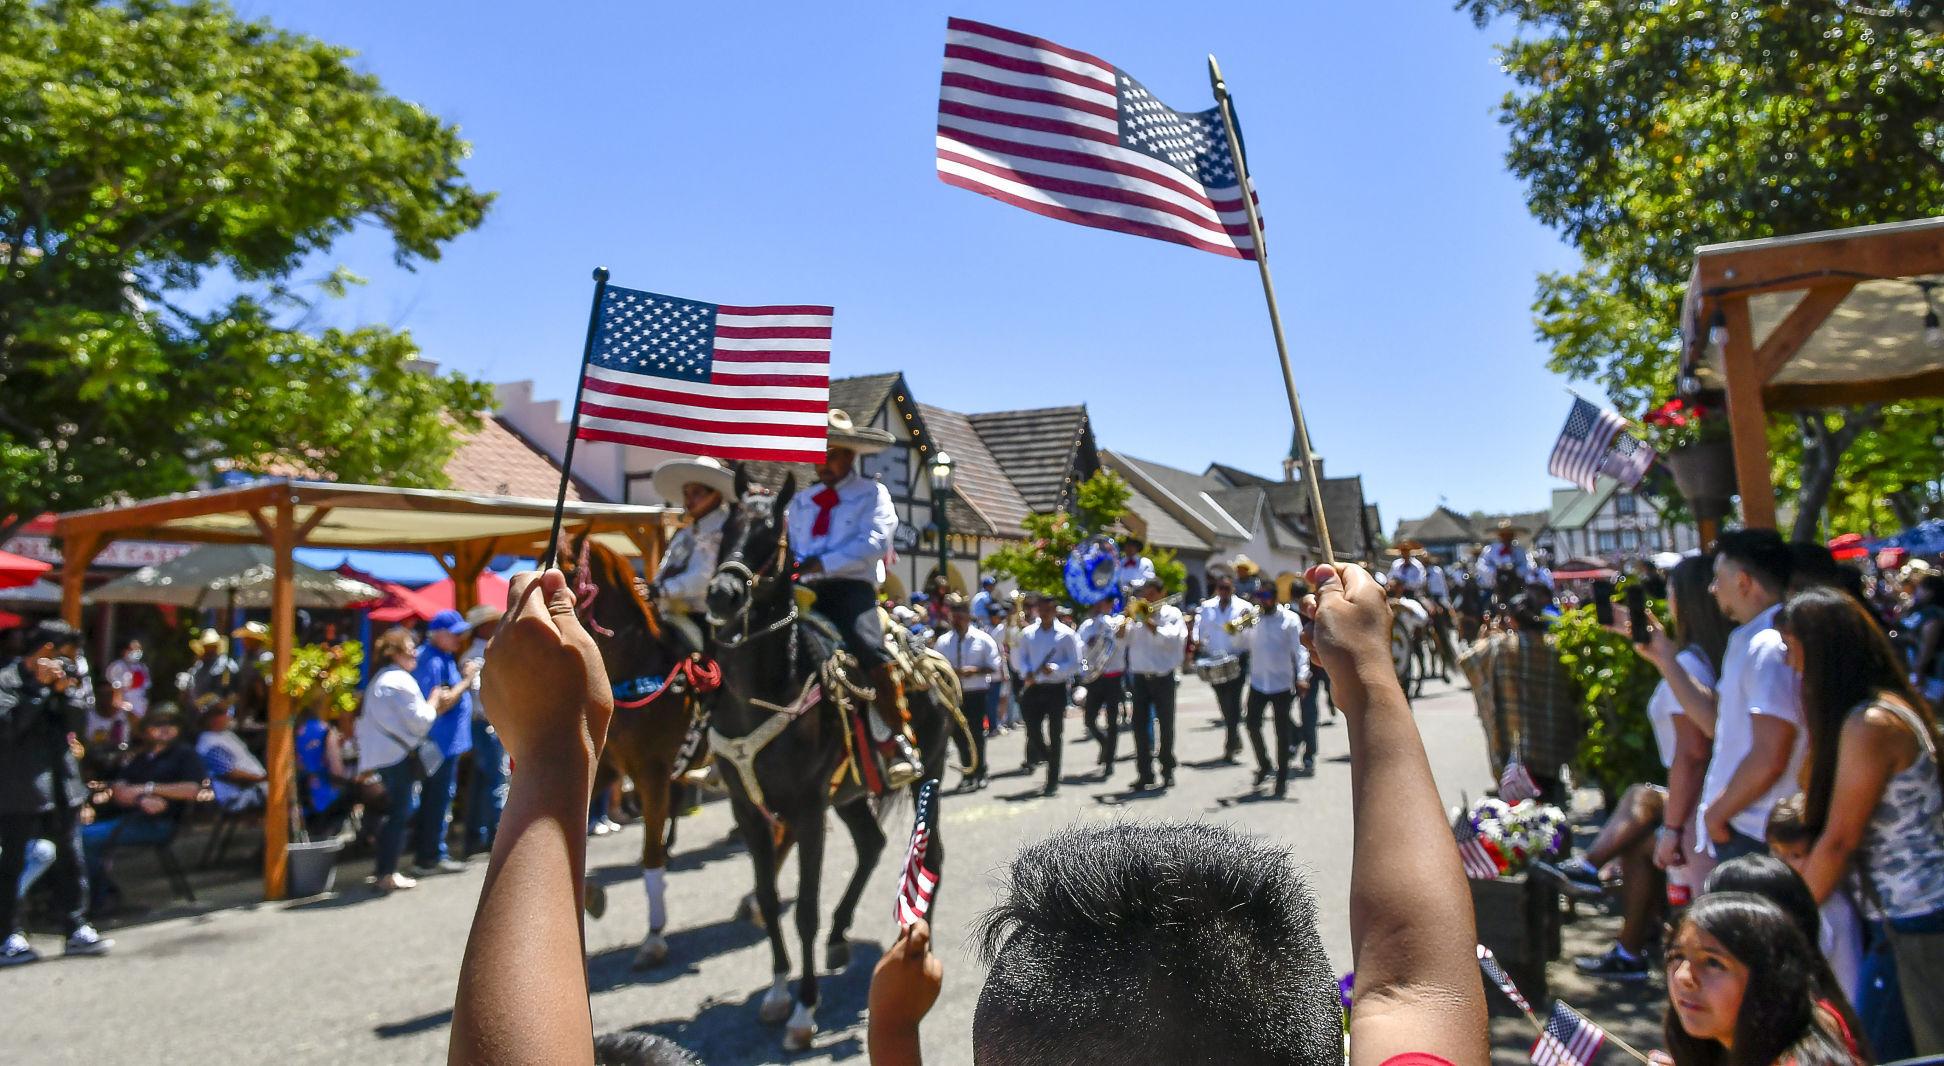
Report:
1548,397,1652,492
1500,759,1541,804
1458,829,1506,881
1531,1001,1607,1066
1476,944,1533,1014
894,779,941,927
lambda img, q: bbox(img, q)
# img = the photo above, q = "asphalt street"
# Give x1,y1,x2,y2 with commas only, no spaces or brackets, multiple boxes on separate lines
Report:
0,675,1491,1065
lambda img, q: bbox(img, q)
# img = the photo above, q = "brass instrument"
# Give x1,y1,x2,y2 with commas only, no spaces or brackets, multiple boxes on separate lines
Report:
1223,607,1260,636
1117,595,1158,635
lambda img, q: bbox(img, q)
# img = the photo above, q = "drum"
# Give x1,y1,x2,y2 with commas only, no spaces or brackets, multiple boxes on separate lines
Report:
1194,654,1242,685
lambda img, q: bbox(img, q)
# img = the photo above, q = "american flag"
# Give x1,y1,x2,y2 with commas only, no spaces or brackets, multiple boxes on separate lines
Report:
1548,397,1630,492
936,17,1257,260
1531,1001,1607,1066
1500,759,1541,803
1476,944,1533,1014
1458,824,1505,881
1595,430,1654,489
894,779,940,927
574,285,832,464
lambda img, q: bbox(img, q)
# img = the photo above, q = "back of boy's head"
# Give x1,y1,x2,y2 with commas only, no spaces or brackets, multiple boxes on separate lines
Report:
972,821,1340,1065
592,1031,703,1066
1764,794,1814,848
1703,855,1821,963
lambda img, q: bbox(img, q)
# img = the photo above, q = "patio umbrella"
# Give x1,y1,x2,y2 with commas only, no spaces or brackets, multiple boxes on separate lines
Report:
84,545,380,610
414,570,512,614
0,549,51,591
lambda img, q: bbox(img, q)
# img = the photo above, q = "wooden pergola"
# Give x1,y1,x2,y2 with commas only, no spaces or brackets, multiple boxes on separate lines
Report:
56,478,677,898
1680,216,1944,530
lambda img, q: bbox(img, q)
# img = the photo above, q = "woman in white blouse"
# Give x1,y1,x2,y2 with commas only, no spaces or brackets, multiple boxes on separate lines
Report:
356,627,468,893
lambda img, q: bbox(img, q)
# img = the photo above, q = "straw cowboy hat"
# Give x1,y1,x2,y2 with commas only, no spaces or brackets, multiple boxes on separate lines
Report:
650,455,736,505
1231,554,1261,579
189,628,227,655
464,604,505,629
1387,538,1424,557
1494,519,1528,535
231,621,270,643
825,409,894,456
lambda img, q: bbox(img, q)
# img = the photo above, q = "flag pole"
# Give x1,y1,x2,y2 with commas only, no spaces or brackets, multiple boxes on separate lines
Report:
541,266,611,570
1208,55,1333,564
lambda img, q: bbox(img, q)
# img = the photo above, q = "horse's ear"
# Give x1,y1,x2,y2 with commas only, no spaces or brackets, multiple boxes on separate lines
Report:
775,473,797,516
733,464,749,502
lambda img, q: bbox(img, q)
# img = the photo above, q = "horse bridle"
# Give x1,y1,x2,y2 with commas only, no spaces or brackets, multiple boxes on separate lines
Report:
710,513,798,650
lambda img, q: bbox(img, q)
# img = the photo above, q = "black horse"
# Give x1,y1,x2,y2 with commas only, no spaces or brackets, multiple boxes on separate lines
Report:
703,472,956,1051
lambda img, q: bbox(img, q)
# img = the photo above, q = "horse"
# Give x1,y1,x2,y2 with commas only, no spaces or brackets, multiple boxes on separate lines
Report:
702,472,958,1051
563,533,719,970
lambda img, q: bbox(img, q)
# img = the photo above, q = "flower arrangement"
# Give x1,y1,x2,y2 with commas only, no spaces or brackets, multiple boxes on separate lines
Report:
1639,396,1727,452
1465,796,1568,875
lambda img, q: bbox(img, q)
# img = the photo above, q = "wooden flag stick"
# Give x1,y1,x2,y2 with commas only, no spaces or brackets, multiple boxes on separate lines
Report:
541,266,611,570
1208,54,1333,564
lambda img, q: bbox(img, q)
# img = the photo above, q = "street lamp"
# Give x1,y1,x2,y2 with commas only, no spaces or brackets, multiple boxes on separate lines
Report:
930,451,955,589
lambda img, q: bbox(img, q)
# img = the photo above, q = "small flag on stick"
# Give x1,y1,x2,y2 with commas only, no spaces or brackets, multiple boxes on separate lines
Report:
1531,1001,1608,1066
894,779,941,927
1476,944,1533,1014
936,17,1258,260
1500,759,1541,804
1548,397,1651,492
1458,830,1506,881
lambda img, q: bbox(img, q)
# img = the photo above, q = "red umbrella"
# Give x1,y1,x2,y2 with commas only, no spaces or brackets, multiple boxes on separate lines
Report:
1827,532,1868,561
413,571,511,614
338,564,443,624
0,549,51,591
0,610,22,630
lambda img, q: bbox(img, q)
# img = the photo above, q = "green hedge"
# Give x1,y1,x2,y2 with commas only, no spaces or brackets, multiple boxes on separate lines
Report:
1550,601,1665,802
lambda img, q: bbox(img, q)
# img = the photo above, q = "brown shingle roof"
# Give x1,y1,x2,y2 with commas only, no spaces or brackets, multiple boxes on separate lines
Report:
918,403,1031,536
829,373,901,426
1261,476,1379,562
1119,478,1212,552
445,417,601,502
967,406,1096,513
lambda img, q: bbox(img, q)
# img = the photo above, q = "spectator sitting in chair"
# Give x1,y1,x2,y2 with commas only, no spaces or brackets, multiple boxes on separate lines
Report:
194,700,268,812
79,705,208,909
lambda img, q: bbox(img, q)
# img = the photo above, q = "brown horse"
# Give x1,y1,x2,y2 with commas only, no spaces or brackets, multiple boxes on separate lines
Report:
564,534,714,969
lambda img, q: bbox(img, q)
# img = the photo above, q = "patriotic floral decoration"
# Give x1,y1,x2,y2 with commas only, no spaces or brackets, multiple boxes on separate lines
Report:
1467,797,1567,874
1640,397,1726,451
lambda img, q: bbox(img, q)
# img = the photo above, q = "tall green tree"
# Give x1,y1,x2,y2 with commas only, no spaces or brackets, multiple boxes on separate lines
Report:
984,470,1188,601
0,0,496,539
1462,0,1944,539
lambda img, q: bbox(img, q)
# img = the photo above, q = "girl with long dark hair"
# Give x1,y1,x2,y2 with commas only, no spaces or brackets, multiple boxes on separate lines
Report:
1776,587,1944,1054
1663,893,1860,1065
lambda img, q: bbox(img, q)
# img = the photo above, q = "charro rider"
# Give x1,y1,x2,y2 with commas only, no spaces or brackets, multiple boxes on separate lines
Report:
784,410,921,790
645,455,736,652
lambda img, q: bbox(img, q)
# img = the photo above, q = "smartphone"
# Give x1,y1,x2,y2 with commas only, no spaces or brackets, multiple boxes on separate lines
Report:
1592,579,1614,627
1626,585,1650,645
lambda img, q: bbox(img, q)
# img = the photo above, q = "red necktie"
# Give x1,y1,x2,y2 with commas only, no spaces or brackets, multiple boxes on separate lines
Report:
810,485,842,536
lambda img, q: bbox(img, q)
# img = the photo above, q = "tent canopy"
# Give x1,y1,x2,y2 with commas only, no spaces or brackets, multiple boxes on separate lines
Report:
84,544,380,609
1680,217,1944,530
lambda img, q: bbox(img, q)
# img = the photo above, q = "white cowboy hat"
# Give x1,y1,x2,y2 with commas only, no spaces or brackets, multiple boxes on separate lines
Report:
825,409,894,456
190,628,227,655
650,455,736,504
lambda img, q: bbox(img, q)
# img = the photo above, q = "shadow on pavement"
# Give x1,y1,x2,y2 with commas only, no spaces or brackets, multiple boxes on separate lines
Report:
588,913,774,992
623,939,884,1062
375,1007,453,1040
664,828,750,874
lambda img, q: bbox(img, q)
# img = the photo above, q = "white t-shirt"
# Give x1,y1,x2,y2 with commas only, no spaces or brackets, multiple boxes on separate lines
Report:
355,665,437,772
1820,890,1864,1006
105,655,151,718
1648,647,1717,771
196,729,267,810
1699,604,1806,845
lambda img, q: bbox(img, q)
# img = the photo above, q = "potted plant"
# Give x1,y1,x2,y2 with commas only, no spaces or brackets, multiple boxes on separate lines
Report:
1643,398,1735,517
278,640,364,897
1460,797,1568,1011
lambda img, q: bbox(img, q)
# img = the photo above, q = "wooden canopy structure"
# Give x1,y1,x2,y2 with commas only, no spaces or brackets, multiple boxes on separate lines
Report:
56,478,677,899
1680,217,1944,530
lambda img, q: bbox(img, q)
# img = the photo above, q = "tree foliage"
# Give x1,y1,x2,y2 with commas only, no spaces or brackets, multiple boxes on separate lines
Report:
0,0,496,535
1550,600,1665,801
1461,0,1944,537
983,470,1187,603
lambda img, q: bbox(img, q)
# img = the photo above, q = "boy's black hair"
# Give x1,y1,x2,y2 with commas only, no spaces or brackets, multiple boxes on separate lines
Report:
1711,529,1793,592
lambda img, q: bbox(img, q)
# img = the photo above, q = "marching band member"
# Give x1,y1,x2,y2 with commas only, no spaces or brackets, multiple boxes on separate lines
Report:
644,455,735,651
1193,572,1253,762
1238,583,1310,794
1123,577,1187,791
1076,596,1128,778
934,594,1001,792
1009,593,1080,797
784,410,919,790
1115,537,1156,591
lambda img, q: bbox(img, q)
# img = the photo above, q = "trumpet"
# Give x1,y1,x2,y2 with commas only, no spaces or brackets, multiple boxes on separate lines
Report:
1223,608,1260,635
1117,596,1158,635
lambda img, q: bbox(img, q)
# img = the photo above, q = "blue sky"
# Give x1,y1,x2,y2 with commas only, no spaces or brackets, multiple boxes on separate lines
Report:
231,1,1582,526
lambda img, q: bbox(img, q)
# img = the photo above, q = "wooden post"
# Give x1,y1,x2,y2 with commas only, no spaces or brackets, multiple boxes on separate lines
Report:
263,497,296,900
59,532,103,626
452,544,490,614
1718,296,1778,530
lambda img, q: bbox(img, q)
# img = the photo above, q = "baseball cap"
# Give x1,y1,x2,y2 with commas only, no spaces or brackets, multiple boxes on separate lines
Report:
426,609,472,636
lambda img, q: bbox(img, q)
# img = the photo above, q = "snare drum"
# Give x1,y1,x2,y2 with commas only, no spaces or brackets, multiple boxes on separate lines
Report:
1194,654,1242,685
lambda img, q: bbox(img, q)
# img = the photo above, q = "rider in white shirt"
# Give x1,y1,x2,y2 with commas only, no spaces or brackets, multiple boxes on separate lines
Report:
645,456,735,651
1115,537,1157,592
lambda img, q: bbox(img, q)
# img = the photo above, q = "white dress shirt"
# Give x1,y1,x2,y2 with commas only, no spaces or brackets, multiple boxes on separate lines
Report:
1195,596,1252,659
1124,604,1187,676
1699,604,1806,845
1388,558,1428,592
1010,619,1081,683
1240,606,1309,694
656,506,728,609
1425,565,1450,602
1476,543,1534,584
1077,613,1128,679
1116,555,1156,589
786,470,898,584
934,625,1002,692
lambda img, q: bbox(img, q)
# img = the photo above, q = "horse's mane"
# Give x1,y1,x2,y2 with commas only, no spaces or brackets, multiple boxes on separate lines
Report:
575,535,663,640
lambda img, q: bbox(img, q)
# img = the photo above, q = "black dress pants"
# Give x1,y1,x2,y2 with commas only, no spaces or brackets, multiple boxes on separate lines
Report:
1019,683,1067,789
1245,688,1296,789
1083,674,1124,767
1213,670,1248,755
0,806,88,937
1129,672,1177,784
1295,680,1321,763
953,686,991,778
